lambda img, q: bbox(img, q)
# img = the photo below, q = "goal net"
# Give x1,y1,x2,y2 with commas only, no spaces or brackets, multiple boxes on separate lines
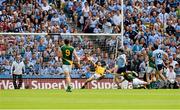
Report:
0,33,122,75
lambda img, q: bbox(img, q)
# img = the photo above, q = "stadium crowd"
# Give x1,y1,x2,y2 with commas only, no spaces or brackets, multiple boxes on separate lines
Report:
0,0,179,86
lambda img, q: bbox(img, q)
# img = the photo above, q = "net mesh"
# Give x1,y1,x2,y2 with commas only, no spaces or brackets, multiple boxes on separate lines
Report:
0,33,122,77
70,35,119,55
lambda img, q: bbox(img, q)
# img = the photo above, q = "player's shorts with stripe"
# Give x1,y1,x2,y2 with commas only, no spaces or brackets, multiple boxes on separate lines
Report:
156,64,164,71
62,65,72,73
146,67,156,74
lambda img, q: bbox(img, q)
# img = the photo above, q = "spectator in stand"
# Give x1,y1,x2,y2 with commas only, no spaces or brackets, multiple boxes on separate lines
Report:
0,0,179,84
166,65,179,88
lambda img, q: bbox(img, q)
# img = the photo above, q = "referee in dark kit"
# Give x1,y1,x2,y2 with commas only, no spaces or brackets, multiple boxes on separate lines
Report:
10,54,25,89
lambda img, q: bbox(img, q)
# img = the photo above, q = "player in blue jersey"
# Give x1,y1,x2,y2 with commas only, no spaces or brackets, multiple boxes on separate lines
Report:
111,49,127,89
152,45,168,81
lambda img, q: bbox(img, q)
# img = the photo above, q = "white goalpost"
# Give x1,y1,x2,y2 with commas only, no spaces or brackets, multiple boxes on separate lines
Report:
121,0,124,47
115,0,124,58
121,0,124,48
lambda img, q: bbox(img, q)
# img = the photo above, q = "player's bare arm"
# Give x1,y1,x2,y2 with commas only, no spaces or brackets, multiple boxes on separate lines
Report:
73,49,80,63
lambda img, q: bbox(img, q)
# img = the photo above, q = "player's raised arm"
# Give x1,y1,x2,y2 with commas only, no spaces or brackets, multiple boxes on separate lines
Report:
163,51,168,60
87,56,96,67
105,69,111,74
57,47,63,58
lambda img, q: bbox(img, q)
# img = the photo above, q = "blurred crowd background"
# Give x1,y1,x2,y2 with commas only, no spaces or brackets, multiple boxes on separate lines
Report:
0,0,179,79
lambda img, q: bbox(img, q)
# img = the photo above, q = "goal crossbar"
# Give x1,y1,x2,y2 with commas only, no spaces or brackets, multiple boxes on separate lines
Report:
0,33,122,36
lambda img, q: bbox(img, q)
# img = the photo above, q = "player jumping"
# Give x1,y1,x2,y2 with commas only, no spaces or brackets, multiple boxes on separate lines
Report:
110,49,127,89
81,57,110,89
110,49,148,89
152,45,168,81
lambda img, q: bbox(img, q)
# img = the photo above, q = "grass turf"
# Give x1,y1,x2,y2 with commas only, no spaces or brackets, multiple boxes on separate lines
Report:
0,89,180,109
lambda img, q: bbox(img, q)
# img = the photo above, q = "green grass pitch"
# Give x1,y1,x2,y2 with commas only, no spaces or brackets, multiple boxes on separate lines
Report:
0,89,180,110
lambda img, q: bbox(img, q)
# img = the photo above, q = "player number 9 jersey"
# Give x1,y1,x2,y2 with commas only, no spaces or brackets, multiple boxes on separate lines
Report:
61,45,74,65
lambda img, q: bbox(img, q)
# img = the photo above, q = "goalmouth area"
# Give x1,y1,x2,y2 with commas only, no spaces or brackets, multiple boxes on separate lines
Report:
0,89,180,110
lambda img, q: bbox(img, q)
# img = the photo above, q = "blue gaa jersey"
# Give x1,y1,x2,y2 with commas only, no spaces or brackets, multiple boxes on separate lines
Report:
116,54,126,68
153,49,167,65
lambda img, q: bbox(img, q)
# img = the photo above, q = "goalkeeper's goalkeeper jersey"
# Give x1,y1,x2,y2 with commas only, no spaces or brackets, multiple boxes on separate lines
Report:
95,65,106,75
